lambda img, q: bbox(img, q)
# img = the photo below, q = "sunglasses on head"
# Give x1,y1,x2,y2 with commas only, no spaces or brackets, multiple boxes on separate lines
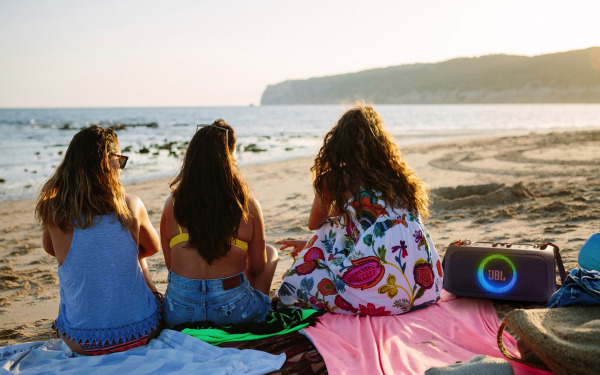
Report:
110,153,129,169
196,124,229,144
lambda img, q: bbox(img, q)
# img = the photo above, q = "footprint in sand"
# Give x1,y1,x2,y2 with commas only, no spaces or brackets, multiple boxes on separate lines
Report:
0,328,20,341
285,193,305,200
9,248,35,257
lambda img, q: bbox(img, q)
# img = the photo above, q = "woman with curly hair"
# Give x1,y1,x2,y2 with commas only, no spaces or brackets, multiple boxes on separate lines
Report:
277,104,443,315
160,119,278,328
36,125,162,355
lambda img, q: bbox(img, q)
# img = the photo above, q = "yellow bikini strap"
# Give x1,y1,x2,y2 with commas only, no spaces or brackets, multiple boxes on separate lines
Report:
172,197,184,235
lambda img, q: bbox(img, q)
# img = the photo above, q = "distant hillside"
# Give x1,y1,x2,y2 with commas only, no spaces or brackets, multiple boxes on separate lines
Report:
261,47,600,104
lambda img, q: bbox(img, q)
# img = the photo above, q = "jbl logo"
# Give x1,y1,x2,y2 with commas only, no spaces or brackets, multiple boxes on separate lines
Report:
488,269,506,281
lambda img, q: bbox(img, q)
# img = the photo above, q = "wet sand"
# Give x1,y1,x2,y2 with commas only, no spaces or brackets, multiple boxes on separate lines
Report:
1,129,599,346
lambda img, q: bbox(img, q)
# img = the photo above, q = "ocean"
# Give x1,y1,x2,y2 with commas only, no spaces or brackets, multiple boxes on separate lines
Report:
1,104,599,202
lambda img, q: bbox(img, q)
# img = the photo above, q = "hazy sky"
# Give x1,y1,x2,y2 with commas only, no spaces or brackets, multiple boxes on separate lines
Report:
1,0,598,108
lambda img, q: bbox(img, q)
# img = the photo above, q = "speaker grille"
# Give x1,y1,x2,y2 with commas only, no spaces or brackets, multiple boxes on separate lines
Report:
446,250,553,301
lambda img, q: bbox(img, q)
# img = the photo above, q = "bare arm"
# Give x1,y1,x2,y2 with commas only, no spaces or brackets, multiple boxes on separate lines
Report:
130,195,160,259
160,196,173,270
126,193,160,293
245,198,267,284
139,257,158,293
308,193,332,230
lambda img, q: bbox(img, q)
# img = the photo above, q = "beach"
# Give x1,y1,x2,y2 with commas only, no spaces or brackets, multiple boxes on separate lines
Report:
1,128,599,347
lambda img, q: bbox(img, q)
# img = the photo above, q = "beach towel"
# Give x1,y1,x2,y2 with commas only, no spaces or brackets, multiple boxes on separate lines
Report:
180,307,325,345
218,330,327,374
302,291,550,375
0,329,285,374
425,355,514,374
176,308,327,373
498,306,600,375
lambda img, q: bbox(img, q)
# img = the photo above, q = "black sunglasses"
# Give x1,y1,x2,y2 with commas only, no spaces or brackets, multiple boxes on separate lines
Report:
196,124,229,144
110,153,129,169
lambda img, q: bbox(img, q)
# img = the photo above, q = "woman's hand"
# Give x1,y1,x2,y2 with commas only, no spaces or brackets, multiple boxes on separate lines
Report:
276,239,308,260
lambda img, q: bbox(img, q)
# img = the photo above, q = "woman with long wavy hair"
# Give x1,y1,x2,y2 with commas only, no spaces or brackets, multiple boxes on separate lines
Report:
36,125,161,355
160,119,278,328
276,104,443,315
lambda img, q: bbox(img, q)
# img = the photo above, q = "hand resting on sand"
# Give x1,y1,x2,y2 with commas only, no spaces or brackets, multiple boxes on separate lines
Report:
276,239,308,260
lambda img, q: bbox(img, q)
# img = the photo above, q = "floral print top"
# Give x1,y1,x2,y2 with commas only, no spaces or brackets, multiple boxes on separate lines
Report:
277,189,443,315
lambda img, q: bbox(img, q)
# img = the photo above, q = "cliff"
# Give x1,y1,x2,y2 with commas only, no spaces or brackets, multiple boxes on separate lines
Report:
261,47,600,104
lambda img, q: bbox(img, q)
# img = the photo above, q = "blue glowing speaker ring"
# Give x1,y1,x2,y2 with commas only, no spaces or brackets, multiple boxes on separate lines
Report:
477,254,517,294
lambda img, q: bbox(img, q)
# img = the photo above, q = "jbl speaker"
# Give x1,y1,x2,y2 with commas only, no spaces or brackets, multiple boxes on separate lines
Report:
443,240,565,303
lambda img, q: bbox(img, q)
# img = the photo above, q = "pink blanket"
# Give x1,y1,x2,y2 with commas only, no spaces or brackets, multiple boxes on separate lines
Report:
303,291,550,375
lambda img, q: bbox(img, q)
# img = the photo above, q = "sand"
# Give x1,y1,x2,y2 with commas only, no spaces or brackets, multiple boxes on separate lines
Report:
1,128,599,347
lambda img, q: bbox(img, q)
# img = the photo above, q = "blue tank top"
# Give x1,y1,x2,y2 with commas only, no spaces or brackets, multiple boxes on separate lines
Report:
54,214,160,344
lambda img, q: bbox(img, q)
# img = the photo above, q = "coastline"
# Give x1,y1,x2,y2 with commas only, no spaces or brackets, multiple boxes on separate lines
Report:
1,128,599,346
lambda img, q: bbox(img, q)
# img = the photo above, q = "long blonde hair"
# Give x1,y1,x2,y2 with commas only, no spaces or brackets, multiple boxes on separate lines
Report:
312,103,430,220
36,126,132,231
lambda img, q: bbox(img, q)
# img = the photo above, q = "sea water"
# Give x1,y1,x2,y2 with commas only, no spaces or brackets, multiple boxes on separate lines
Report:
1,104,599,202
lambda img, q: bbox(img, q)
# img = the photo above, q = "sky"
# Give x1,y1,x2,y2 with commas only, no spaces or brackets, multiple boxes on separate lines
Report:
1,0,599,108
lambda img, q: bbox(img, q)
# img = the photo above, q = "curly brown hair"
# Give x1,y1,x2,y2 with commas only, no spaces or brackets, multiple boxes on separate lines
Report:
36,126,132,231
312,103,430,221
170,119,250,264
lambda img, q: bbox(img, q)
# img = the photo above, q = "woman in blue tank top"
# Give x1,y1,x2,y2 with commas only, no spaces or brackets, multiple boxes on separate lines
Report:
36,126,162,355
160,120,278,328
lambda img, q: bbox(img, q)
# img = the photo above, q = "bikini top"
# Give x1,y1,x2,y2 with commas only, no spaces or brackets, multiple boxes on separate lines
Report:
169,199,249,252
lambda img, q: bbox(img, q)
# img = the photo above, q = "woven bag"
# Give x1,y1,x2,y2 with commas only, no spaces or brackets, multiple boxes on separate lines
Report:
497,306,600,374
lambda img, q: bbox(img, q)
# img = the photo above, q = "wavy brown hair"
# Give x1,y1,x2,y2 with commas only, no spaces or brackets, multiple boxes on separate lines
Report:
312,103,430,221
170,119,250,264
36,126,132,231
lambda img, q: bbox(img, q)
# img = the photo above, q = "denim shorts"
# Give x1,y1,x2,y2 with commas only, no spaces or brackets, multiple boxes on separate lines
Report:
163,270,271,328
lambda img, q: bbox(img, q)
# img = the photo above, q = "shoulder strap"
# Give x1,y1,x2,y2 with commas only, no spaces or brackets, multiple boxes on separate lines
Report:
169,197,187,248
541,242,567,285
231,237,249,252
171,197,184,235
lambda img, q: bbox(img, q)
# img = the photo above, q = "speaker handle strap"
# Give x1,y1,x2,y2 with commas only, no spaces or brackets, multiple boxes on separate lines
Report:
542,242,567,285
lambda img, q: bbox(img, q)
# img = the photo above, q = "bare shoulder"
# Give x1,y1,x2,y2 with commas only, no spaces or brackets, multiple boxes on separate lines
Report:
125,193,143,216
162,195,174,216
248,197,263,217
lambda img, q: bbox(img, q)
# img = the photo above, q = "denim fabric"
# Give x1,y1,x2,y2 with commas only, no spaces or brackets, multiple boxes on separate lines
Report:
163,270,271,328
547,268,600,308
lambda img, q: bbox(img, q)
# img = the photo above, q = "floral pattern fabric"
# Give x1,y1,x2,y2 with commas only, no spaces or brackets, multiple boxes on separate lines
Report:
277,189,443,315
